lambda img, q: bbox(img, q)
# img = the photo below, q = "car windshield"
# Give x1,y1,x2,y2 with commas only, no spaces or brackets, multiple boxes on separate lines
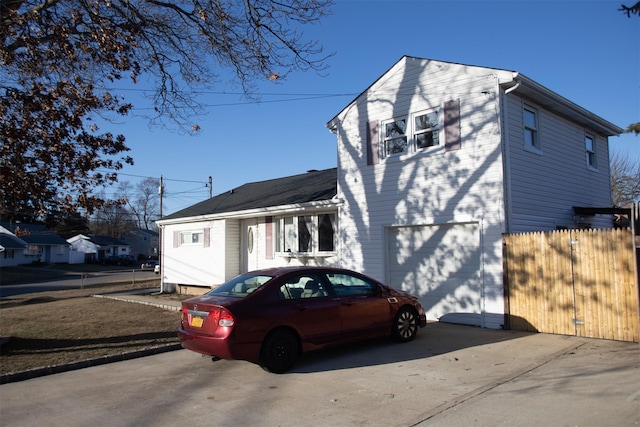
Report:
206,273,274,298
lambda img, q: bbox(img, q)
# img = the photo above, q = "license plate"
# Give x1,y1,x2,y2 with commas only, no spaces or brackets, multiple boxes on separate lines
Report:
191,316,203,328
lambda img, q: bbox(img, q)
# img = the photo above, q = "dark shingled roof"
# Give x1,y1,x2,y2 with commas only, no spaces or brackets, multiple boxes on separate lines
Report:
162,168,337,220
88,235,128,246
0,222,68,246
0,233,27,249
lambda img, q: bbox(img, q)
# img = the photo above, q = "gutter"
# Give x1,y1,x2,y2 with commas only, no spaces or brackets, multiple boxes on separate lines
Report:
503,73,623,136
156,199,343,227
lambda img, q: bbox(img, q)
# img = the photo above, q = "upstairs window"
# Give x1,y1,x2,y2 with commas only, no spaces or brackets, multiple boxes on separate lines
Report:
381,110,440,158
414,111,440,149
585,135,596,169
523,106,540,151
367,101,458,166
383,118,407,156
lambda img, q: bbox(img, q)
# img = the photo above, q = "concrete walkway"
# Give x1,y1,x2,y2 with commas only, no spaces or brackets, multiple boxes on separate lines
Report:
93,287,184,311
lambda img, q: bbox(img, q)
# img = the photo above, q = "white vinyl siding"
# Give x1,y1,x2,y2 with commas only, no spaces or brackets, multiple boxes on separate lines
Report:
162,220,229,286
225,219,240,280
505,94,612,230
335,58,508,329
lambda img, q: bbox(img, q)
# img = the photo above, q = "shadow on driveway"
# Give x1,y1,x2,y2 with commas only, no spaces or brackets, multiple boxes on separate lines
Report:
288,322,534,373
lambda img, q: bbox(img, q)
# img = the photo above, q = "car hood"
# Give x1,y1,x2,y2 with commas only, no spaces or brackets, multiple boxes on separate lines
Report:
386,286,418,299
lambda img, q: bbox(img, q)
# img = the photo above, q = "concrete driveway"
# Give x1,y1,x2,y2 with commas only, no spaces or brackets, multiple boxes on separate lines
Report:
1,322,638,427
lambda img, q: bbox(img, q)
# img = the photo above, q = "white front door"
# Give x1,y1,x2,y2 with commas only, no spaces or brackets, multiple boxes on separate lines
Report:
241,219,259,273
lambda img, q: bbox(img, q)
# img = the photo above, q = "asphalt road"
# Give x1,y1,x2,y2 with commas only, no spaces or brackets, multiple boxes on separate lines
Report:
1,322,638,427
0,269,158,297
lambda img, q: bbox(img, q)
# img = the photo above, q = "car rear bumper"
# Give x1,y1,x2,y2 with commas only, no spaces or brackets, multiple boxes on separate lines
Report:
177,327,260,361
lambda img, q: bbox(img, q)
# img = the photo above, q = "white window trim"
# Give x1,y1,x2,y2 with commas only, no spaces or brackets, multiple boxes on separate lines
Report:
275,212,337,256
412,108,442,151
380,107,444,162
585,134,598,171
523,104,543,155
180,230,204,246
381,116,408,158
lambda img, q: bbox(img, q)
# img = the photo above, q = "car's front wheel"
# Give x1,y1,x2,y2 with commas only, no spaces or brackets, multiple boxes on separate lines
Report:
391,307,419,343
260,329,299,374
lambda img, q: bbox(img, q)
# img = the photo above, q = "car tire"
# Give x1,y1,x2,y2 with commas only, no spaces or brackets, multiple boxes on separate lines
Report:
391,307,419,343
260,329,299,374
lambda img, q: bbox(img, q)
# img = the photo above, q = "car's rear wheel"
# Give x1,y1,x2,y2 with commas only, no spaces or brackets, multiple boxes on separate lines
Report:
260,329,299,374
392,307,419,343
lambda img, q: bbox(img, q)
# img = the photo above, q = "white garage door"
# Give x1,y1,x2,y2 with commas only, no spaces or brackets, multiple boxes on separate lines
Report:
387,222,482,326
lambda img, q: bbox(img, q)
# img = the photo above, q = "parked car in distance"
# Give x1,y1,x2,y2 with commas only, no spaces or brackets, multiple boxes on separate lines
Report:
154,264,160,274
178,266,427,373
104,255,136,266
141,260,158,270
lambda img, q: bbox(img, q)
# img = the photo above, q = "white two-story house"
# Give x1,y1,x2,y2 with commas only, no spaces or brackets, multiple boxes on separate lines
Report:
157,56,622,329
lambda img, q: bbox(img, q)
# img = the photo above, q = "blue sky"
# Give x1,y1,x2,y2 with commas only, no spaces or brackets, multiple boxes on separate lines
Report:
106,0,639,216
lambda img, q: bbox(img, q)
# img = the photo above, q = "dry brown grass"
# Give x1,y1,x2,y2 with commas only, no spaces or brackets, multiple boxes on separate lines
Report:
0,284,183,376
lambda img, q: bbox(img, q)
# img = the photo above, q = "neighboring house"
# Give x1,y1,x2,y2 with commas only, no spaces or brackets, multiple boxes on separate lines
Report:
0,222,69,265
157,56,622,329
120,228,159,260
157,169,338,289
0,232,28,267
67,234,130,264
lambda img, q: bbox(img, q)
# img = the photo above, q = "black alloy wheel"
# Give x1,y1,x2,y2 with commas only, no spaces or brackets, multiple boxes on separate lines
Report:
392,307,419,343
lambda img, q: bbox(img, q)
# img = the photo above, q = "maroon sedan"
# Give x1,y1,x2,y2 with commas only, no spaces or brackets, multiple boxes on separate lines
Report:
178,266,427,373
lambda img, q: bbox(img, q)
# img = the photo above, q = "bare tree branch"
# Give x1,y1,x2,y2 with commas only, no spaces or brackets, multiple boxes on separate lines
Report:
1,0,333,218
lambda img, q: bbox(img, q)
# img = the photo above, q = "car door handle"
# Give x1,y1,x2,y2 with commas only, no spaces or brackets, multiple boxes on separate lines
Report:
293,303,307,311
341,300,355,306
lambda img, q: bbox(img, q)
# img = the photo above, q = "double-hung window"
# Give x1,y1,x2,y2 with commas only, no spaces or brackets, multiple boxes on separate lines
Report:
275,213,336,254
383,118,407,156
414,111,440,149
524,106,540,151
381,109,440,158
585,135,596,169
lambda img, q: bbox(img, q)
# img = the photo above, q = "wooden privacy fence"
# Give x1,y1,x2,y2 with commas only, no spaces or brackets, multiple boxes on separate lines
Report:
503,228,639,342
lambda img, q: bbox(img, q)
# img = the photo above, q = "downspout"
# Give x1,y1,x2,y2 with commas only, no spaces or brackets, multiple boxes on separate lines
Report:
499,80,520,330
501,81,520,234
153,224,165,295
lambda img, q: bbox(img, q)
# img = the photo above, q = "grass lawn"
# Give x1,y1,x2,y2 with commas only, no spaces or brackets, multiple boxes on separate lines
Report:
0,271,183,377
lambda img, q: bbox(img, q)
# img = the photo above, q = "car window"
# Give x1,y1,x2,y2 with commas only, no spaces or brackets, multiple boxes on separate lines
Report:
207,274,273,298
326,273,376,297
279,274,328,300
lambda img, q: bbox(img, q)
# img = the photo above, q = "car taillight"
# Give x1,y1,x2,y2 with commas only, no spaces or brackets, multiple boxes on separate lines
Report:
209,308,235,327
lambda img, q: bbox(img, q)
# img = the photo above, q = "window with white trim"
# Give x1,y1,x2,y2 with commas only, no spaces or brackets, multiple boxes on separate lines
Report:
180,230,203,246
275,213,336,254
585,135,596,168
523,106,540,151
381,109,441,158
383,117,407,156
414,110,440,149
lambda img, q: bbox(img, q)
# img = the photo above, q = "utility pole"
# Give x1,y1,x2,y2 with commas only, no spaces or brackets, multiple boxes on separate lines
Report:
158,175,164,293
159,175,164,219
209,176,213,198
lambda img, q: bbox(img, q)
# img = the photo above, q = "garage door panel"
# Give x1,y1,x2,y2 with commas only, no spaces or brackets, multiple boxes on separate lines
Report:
388,223,481,326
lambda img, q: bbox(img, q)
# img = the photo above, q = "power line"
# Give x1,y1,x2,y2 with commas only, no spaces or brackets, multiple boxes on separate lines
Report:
97,170,207,185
